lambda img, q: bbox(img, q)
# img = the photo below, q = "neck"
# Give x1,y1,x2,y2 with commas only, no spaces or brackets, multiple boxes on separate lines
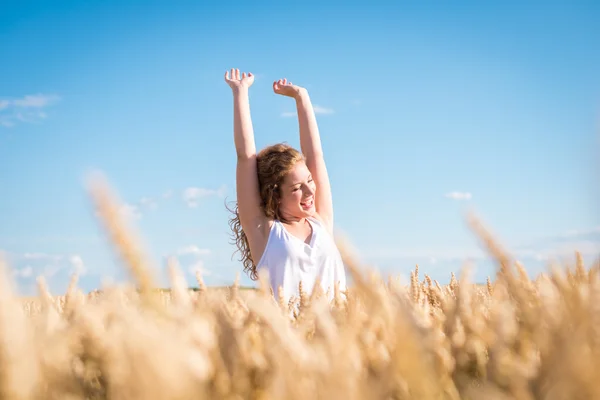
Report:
279,212,306,225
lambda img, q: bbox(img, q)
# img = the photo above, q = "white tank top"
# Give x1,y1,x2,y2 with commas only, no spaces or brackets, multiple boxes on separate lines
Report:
255,217,347,304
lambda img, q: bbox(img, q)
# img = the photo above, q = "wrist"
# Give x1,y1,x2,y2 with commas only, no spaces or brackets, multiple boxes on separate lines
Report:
294,87,309,101
232,86,249,96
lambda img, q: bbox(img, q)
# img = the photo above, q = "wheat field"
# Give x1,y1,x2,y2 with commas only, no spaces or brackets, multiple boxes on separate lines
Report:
1,175,599,400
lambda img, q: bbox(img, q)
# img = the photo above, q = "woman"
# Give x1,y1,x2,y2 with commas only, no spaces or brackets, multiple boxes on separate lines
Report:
224,68,347,303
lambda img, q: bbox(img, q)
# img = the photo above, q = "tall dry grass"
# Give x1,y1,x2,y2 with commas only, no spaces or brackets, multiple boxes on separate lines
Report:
1,174,599,399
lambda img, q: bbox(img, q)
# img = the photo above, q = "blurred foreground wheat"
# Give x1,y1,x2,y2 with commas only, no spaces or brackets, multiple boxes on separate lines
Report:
2,175,600,400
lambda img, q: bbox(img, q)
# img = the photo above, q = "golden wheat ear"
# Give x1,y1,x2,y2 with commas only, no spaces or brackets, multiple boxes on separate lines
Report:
465,210,517,283
85,171,163,313
167,256,193,311
0,253,40,398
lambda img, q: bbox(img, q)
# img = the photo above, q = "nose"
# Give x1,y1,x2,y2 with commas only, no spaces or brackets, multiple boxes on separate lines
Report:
304,184,315,196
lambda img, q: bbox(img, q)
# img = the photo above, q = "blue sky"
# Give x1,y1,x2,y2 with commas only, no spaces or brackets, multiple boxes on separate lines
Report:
1,0,599,295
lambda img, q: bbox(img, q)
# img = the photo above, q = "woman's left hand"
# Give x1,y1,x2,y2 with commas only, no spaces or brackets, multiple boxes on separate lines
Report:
272,78,307,99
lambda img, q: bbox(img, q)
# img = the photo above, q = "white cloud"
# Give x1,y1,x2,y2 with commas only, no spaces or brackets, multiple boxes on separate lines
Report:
183,184,226,208
362,246,487,263
112,183,227,219
0,117,15,127
517,241,599,262
362,223,600,273
139,197,158,210
166,245,212,278
188,260,211,277
119,203,142,220
444,191,472,200
556,226,600,239
176,245,211,256
117,195,159,221
314,105,334,115
0,93,61,128
23,252,62,261
12,94,60,108
13,266,33,278
513,225,600,262
69,255,86,275
5,251,86,280
280,104,334,118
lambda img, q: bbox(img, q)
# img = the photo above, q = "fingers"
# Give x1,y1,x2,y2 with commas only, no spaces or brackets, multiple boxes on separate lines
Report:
225,68,253,82
272,79,284,92
274,78,292,86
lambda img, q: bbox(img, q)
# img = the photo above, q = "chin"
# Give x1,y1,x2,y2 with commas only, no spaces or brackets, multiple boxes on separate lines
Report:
300,205,316,218
303,209,316,218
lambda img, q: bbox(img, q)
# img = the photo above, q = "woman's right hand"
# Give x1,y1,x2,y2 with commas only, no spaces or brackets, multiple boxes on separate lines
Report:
224,68,254,91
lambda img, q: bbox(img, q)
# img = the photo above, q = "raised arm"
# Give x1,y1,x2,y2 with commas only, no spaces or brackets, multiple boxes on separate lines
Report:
225,69,269,262
273,79,334,232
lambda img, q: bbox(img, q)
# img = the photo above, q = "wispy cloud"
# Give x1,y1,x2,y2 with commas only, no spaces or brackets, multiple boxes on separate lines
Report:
515,241,599,262
14,266,33,279
555,226,600,240
188,260,210,276
0,93,61,128
4,251,87,280
166,245,212,277
176,245,211,256
12,94,60,108
314,105,334,114
444,191,472,200
119,203,142,220
361,246,487,263
69,255,86,275
139,197,158,210
280,104,335,118
117,194,161,221
513,225,600,262
183,184,227,208
364,225,600,268
114,184,227,220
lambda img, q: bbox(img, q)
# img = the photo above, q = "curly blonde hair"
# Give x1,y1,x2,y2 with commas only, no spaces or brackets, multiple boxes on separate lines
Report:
227,143,305,280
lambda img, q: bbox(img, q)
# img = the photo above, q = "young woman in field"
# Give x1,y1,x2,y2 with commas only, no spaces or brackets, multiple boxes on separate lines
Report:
224,68,347,302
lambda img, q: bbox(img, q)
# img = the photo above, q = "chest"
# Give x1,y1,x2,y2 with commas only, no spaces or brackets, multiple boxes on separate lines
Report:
269,223,339,267
281,222,313,245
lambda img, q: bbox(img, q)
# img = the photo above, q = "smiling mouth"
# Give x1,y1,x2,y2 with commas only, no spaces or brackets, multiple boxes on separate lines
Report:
300,197,314,208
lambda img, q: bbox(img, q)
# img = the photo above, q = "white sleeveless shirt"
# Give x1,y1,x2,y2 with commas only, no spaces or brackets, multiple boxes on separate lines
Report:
255,217,347,304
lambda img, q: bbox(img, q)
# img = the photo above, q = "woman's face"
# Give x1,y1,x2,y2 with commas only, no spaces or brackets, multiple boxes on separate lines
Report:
278,161,316,221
